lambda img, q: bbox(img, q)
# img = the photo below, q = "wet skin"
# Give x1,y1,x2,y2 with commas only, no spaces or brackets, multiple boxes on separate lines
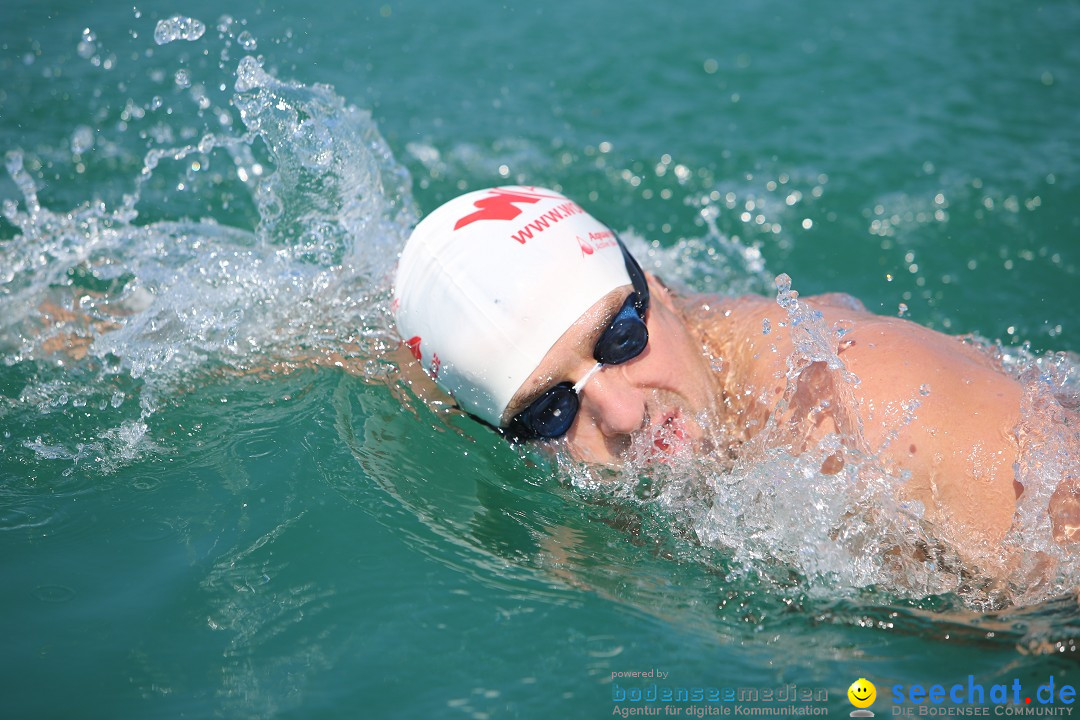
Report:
503,274,1079,568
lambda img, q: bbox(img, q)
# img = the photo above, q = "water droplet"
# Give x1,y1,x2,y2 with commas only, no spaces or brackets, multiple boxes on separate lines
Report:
774,273,799,310
154,16,206,45
70,125,95,155
919,384,931,397
77,28,98,60
237,31,258,51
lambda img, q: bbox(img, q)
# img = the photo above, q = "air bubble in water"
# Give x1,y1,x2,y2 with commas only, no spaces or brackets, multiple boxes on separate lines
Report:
154,16,207,45
174,69,191,88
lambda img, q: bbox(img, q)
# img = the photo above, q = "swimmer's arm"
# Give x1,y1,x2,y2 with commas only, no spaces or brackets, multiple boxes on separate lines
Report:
36,299,121,361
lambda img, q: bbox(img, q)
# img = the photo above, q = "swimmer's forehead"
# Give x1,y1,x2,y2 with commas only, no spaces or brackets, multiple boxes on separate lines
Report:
503,285,632,421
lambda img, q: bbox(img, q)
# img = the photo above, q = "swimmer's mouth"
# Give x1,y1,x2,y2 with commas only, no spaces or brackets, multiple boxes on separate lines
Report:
649,410,690,456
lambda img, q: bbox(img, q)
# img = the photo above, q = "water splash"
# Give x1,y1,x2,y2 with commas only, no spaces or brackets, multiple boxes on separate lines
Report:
1001,349,1080,606
232,55,415,271
1,46,417,474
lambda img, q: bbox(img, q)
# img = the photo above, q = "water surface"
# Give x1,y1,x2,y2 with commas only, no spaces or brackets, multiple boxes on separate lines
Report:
2,2,1079,718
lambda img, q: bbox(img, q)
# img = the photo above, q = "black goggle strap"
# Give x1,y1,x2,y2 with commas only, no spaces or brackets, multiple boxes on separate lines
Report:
616,237,649,314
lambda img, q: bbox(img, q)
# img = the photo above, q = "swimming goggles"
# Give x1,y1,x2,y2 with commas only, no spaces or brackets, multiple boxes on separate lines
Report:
506,240,650,441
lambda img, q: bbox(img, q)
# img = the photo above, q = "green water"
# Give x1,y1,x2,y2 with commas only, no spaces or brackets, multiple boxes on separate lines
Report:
2,1,1079,718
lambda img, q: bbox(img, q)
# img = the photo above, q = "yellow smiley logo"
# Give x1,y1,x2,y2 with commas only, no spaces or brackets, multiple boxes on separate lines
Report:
848,678,877,709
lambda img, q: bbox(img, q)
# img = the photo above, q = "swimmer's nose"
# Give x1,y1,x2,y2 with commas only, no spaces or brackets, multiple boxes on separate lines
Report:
576,367,645,437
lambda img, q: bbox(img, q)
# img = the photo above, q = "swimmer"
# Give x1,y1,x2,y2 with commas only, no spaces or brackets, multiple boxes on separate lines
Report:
394,186,1080,575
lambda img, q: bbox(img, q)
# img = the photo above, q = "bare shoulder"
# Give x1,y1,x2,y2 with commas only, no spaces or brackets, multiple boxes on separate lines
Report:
689,292,1025,553
705,293,1018,399
680,291,1024,435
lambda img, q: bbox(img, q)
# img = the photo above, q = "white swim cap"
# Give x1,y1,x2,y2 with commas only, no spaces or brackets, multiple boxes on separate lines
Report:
394,186,633,426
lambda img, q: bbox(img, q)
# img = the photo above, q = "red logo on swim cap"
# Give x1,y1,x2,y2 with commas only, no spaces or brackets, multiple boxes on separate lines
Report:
453,188,565,230
454,190,541,230
577,235,594,256
405,336,422,361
